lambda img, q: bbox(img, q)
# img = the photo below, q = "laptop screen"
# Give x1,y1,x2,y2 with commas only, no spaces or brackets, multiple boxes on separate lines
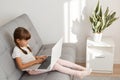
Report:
50,38,63,70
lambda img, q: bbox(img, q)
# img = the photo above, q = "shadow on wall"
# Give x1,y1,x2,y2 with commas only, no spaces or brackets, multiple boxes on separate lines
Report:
71,6,91,63
63,0,91,43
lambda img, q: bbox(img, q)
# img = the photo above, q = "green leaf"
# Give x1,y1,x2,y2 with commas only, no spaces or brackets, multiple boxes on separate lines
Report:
95,0,100,13
99,6,102,17
110,12,116,19
89,16,93,23
107,18,118,27
104,7,109,17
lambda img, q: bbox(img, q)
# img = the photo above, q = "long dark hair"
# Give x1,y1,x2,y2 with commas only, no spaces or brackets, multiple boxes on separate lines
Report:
13,27,32,54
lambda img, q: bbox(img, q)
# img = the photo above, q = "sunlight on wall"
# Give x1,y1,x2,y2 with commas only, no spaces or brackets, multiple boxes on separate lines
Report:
64,2,69,42
64,0,86,43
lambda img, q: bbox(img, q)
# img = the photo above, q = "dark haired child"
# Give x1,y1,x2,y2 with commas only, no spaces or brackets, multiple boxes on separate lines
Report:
12,27,91,79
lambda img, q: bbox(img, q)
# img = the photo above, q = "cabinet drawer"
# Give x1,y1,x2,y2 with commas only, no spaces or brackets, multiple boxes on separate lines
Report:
90,53,113,71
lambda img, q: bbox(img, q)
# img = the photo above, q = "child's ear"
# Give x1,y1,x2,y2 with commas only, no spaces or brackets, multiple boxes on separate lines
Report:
16,39,20,43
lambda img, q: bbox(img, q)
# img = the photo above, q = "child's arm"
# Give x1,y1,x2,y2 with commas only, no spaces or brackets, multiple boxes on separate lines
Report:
15,57,44,70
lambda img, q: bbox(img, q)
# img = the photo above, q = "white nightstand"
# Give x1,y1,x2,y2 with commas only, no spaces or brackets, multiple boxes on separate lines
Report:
86,37,115,73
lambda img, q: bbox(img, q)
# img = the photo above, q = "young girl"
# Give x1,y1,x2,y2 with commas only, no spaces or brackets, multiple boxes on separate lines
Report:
12,27,91,79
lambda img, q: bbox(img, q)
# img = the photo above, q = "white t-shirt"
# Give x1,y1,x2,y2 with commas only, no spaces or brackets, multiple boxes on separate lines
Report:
12,46,36,64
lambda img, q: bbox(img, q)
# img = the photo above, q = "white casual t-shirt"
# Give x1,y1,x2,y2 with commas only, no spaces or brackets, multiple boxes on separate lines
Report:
12,46,36,64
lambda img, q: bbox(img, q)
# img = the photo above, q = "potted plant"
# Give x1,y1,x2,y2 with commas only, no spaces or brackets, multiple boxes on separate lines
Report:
89,0,118,42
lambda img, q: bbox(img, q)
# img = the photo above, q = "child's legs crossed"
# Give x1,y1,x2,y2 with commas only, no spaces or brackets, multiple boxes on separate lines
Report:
53,63,89,78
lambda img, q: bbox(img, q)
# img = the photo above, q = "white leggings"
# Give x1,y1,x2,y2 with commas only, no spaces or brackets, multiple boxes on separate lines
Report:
27,59,87,77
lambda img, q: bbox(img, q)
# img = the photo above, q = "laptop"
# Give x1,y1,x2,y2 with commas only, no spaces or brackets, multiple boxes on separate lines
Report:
22,38,63,71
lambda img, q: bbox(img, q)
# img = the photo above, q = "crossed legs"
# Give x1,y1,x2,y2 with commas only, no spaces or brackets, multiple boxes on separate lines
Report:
53,59,91,78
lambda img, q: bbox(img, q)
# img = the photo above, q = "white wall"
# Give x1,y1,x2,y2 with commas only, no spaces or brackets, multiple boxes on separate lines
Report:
0,0,65,43
0,0,120,64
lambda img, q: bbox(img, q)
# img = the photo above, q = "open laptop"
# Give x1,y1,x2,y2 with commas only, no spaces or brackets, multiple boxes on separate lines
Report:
22,38,63,71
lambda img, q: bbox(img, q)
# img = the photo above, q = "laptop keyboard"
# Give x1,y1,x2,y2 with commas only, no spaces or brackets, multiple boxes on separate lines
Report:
38,56,51,69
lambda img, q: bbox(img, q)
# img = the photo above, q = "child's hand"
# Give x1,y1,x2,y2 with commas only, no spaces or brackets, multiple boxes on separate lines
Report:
35,59,44,64
35,55,48,64
36,55,48,60
40,55,48,60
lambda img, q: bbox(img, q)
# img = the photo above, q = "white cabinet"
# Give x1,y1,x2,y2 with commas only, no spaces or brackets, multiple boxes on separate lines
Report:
86,37,115,73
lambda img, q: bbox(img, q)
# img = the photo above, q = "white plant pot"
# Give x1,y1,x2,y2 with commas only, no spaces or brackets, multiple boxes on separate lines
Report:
93,33,102,42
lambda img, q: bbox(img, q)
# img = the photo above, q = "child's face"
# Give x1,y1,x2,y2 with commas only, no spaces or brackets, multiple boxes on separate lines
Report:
16,39,29,47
